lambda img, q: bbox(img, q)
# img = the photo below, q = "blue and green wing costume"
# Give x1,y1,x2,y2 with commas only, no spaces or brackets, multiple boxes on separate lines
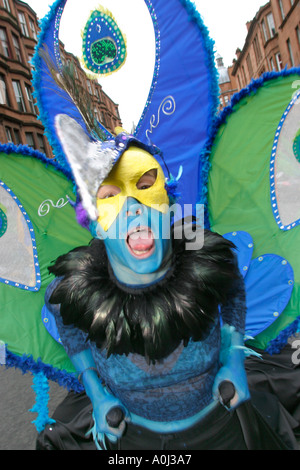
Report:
0,0,299,431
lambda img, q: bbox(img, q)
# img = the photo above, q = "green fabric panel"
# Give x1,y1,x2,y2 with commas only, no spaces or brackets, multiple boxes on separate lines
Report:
208,75,300,351
0,152,91,373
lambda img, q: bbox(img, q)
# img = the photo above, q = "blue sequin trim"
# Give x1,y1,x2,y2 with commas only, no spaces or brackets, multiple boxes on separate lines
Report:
5,347,83,393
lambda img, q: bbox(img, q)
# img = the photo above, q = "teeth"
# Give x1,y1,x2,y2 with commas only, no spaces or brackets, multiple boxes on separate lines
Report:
131,227,149,234
128,227,152,239
132,249,151,255
126,227,154,256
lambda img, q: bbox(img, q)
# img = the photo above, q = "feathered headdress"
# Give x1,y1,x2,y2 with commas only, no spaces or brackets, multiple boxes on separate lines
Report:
32,0,219,231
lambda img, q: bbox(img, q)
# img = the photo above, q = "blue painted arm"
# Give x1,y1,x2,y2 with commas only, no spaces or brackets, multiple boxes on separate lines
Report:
213,324,250,409
71,349,128,449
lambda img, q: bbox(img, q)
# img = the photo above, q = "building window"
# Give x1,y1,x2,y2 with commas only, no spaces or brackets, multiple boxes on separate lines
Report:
37,134,46,153
278,0,285,21
0,74,10,106
99,111,106,127
237,74,242,90
87,80,93,94
275,52,283,71
242,65,247,86
18,12,29,37
267,13,276,38
12,80,26,112
3,0,11,13
25,132,35,148
95,87,102,102
287,39,295,67
246,53,253,78
253,35,262,65
25,84,36,114
259,66,266,76
296,26,300,47
94,108,99,121
269,56,276,71
69,61,79,79
28,18,37,41
12,34,22,62
13,128,22,145
0,28,10,57
261,20,268,43
28,54,34,71
5,127,13,143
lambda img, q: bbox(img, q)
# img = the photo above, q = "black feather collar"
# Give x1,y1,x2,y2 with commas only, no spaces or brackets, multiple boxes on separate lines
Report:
49,228,238,363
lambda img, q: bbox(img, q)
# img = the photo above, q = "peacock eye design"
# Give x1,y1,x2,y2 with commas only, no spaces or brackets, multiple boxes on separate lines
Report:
0,204,7,238
82,8,127,75
91,38,117,66
0,181,41,291
270,90,300,231
293,129,300,164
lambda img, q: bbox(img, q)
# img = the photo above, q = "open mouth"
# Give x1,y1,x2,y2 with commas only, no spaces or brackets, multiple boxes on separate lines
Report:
126,226,155,259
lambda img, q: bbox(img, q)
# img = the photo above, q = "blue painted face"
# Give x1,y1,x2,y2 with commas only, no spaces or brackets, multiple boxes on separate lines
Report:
92,197,172,281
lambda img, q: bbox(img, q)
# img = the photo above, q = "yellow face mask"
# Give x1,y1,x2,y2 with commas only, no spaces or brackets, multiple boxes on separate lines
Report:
96,146,169,231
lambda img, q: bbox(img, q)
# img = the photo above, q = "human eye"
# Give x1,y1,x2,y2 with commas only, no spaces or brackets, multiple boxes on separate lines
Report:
97,185,121,199
136,169,157,190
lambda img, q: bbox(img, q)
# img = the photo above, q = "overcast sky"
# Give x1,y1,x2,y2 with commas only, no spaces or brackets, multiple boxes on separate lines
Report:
25,0,266,129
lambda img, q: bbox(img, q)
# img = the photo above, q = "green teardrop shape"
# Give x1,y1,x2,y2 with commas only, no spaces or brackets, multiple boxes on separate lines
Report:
91,39,117,66
0,206,7,238
293,129,300,164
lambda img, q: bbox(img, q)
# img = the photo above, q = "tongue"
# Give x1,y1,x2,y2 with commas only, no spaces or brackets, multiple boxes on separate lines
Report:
128,230,154,252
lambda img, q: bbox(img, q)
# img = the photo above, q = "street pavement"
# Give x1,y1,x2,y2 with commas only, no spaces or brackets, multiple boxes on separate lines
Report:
0,366,67,450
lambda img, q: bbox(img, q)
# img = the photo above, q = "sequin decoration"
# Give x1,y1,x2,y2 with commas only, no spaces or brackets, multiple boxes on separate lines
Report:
293,129,300,164
82,7,127,75
0,204,7,238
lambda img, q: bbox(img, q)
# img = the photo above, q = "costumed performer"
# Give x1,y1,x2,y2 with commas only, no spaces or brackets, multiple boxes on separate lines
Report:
36,114,292,451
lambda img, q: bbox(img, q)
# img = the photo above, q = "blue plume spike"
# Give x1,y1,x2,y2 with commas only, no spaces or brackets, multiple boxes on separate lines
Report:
30,372,56,433
134,0,219,216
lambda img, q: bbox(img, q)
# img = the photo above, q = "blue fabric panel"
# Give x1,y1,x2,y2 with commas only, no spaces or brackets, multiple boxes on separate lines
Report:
41,304,61,344
244,254,294,338
223,231,254,278
135,0,218,215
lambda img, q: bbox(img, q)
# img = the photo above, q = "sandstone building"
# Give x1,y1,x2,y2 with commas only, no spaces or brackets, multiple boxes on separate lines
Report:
232,0,299,89
218,0,299,109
